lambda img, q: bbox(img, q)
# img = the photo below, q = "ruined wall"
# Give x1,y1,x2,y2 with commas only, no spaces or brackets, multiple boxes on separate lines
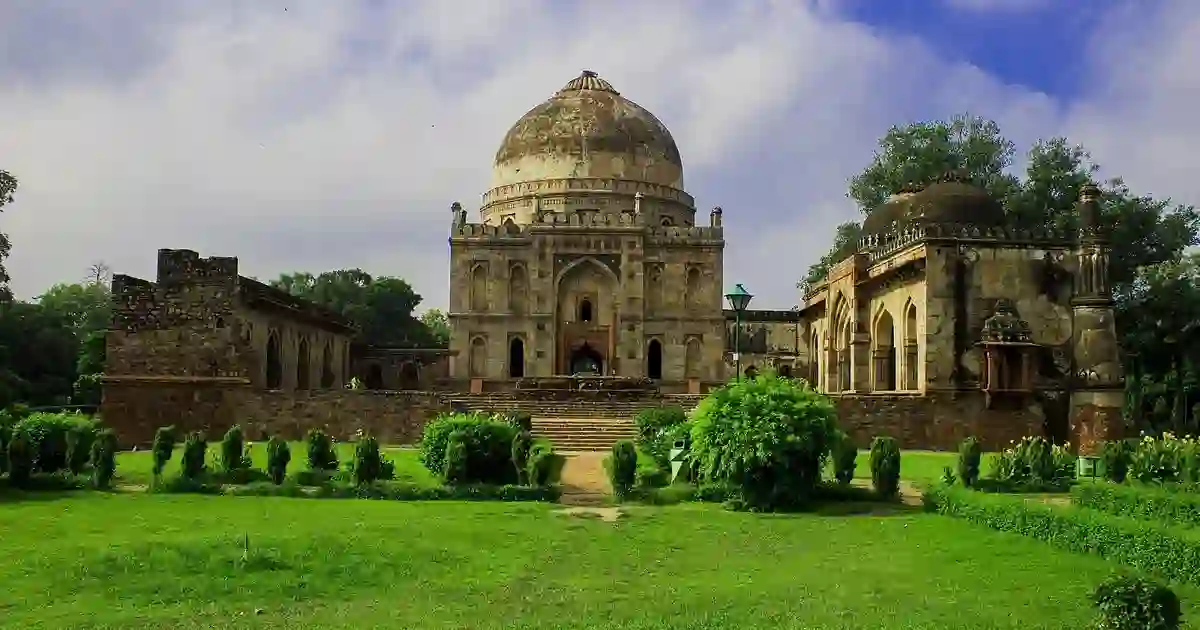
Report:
232,390,449,445
834,392,1043,451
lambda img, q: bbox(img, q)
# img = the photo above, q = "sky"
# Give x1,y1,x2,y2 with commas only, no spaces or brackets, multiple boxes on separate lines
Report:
1,0,1198,310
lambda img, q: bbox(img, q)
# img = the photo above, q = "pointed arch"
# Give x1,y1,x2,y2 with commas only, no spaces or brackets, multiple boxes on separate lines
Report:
469,336,488,378
554,256,621,288
508,337,525,378
647,338,663,380
470,263,489,312
296,336,311,390
809,328,821,386
579,298,594,322
320,341,335,388
399,362,420,389
366,363,384,390
508,264,528,315
265,330,283,389
829,292,853,391
685,266,703,308
685,336,703,379
872,308,896,391
904,299,920,389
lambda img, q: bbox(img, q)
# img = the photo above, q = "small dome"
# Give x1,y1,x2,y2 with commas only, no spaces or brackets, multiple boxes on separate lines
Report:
862,179,1005,235
490,71,684,190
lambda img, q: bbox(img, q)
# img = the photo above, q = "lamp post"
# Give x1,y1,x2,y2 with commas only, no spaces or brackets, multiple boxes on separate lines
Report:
725,284,753,380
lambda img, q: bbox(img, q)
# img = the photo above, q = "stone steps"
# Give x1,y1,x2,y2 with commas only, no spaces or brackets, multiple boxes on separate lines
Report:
532,419,637,452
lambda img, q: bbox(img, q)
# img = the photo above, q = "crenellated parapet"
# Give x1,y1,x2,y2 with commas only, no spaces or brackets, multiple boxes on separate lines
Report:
482,177,695,209
450,214,724,244
646,224,724,246
858,222,1074,262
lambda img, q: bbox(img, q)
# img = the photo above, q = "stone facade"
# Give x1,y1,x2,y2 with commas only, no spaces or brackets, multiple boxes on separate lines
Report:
800,177,1123,451
447,71,730,393
726,308,804,379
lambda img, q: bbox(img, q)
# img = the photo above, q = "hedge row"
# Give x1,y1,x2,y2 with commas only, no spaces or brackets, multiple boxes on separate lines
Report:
162,478,561,502
925,484,1200,586
1072,483,1200,528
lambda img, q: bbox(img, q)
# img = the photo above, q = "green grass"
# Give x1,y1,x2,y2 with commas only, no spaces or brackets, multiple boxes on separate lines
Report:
4,493,1196,629
115,442,440,487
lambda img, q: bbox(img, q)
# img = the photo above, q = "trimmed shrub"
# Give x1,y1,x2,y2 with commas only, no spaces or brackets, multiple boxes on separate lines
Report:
1093,574,1181,630
151,425,178,478
957,437,982,488
266,436,290,485
89,428,118,489
511,430,532,485
305,428,338,471
869,436,901,499
444,431,470,485
636,459,670,488
292,469,338,487
180,432,207,480
832,434,857,485
610,440,638,499
690,374,839,511
634,406,689,469
925,484,1200,586
7,430,33,487
1102,439,1135,483
419,412,519,485
352,435,384,486
527,440,564,487
13,412,100,474
1072,482,1200,527
507,411,533,434
220,424,251,473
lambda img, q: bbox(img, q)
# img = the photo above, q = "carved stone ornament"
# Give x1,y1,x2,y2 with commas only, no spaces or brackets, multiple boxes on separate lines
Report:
980,299,1033,343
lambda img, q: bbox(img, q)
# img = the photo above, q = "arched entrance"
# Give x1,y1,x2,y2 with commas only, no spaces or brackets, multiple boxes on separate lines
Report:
265,331,282,389
647,339,663,380
366,363,384,390
509,337,526,378
570,342,603,375
779,364,793,378
399,362,420,389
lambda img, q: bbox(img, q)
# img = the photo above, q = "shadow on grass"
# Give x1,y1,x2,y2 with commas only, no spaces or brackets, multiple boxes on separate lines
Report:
812,500,922,517
0,488,85,504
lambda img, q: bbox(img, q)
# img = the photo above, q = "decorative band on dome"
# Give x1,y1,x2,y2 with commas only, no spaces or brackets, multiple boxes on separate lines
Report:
556,70,620,95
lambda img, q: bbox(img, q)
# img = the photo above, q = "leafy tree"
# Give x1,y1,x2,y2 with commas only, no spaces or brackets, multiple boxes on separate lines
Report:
36,280,112,406
0,170,16,303
799,221,863,295
270,269,441,347
0,302,79,407
420,309,451,348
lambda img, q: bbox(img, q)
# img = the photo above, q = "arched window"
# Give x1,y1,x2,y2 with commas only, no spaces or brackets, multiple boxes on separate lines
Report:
296,337,311,390
904,303,919,389
320,342,334,388
470,337,488,377
579,299,593,323
873,309,896,391
265,331,283,389
660,217,674,226
366,364,384,390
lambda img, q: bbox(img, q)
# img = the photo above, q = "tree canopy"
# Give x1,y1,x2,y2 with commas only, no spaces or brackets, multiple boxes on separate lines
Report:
271,270,445,348
0,170,16,303
802,115,1200,293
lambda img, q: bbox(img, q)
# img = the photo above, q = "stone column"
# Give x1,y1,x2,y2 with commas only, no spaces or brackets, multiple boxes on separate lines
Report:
1070,184,1125,456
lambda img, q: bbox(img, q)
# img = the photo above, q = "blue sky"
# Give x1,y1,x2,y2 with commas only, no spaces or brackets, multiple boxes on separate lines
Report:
0,0,1197,310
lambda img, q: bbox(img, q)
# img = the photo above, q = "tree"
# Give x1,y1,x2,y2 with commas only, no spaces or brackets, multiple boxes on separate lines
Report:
799,221,862,295
270,269,441,347
0,302,78,407
36,277,113,407
419,309,450,348
0,170,16,303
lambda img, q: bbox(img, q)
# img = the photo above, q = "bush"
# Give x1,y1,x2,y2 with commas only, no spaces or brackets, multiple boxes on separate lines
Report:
610,440,638,499
151,425,178,478
220,425,251,473
150,475,223,495
507,411,533,434
419,412,518,485
636,460,670,489
1093,574,1181,630
527,440,564,487
690,373,839,511
869,436,901,499
956,437,982,487
266,437,290,485
444,431,469,485
832,434,857,485
7,430,33,487
291,469,338,487
180,432,207,480
990,435,1074,486
1072,483,1200,528
89,428,118,489
352,435,384,485
924,484,1200,586
13,412,100,474
305,428,338,471
511,430,532,485
634,406,689,469
1103,439,1135,483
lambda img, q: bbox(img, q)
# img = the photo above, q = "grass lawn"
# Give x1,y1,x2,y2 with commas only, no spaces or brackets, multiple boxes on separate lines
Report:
114,442,440,487
852,449,1000,485
1,492,1193,629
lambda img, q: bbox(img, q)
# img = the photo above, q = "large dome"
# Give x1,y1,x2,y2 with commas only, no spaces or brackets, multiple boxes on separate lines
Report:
489,71,684,190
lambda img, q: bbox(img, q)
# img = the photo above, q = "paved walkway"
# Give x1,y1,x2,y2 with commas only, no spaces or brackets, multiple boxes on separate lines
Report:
557,452,611,506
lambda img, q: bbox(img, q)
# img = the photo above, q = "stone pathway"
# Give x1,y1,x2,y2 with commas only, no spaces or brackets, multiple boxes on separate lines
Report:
557,451,611,507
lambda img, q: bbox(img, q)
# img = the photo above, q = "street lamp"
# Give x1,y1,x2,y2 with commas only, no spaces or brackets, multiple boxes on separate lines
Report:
725,283,753,380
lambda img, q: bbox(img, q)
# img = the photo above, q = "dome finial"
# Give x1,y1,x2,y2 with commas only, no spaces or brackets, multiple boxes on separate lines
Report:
557,70,619,95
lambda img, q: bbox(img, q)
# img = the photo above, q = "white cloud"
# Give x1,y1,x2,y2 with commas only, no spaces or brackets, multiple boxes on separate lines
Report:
0,0,1198,310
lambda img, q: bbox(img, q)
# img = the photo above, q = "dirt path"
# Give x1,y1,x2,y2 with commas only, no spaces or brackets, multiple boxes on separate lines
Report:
557,452,611,506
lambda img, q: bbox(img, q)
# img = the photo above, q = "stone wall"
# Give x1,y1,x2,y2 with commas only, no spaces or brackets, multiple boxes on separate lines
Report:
233,390,449,445
833,391,1043,451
